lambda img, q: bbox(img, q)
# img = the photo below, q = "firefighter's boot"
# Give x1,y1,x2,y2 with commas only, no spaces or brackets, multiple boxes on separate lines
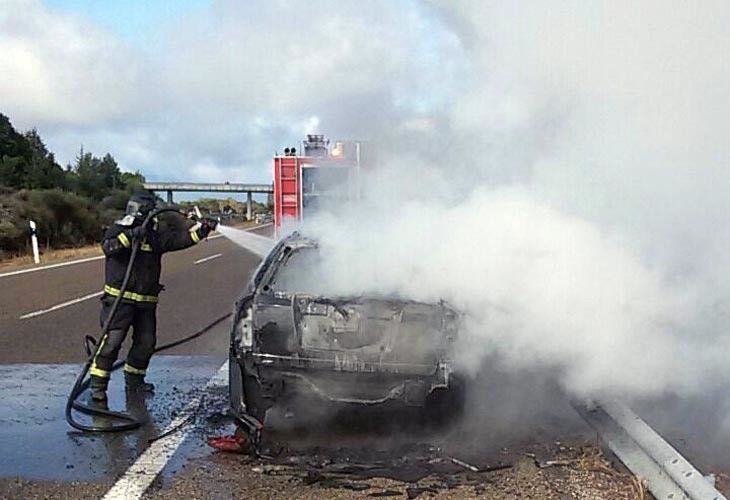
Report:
124,372,155,394
89,375,108,403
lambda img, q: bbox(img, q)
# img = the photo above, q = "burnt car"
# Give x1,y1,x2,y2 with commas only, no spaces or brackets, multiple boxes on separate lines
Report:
229,232,464,427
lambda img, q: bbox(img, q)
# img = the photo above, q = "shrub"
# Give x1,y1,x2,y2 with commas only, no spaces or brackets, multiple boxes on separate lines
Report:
0,189,117,257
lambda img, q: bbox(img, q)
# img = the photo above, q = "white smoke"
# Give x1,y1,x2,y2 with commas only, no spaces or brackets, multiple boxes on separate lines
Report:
298,180,712,399
285,1,730,401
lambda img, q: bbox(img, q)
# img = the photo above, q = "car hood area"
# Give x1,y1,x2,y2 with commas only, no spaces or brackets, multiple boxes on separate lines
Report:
252,293,459,376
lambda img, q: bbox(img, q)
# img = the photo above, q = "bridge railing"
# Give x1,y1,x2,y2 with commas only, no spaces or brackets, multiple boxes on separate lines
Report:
143,182,273,193
143,182,273,218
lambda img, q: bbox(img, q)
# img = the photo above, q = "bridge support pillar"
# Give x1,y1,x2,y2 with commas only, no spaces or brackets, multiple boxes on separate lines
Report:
246,192,253,221
166,190,173,204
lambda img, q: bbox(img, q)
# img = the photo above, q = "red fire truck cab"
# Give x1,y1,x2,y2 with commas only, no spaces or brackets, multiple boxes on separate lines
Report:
273,134,361,236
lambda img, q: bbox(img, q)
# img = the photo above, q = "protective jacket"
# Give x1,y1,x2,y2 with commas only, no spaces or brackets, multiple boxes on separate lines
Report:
101,221,207,305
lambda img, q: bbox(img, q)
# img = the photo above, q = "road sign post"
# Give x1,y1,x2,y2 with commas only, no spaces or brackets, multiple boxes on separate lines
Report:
29,220,40,264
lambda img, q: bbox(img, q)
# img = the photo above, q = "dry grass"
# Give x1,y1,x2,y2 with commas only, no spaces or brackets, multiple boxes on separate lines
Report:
0,244,103,271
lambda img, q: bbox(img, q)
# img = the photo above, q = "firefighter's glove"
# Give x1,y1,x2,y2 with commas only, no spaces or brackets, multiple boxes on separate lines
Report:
129,224,148,240
199,218,218,238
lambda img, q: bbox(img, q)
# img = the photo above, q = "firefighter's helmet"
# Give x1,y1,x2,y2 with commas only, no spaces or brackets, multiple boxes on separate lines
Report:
125,190,157,220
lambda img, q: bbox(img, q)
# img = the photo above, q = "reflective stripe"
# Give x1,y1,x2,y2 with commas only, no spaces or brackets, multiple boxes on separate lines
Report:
190,228,200,243
123,363,146,375
91,335,110,378
90,366,110,378
103,284,158,303
140,243,153,252
117,232,131,248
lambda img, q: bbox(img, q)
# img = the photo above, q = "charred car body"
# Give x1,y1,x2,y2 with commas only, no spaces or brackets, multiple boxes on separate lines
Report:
229,233,464,427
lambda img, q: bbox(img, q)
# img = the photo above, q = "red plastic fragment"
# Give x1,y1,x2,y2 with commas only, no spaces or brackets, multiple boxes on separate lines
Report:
207,434,248,453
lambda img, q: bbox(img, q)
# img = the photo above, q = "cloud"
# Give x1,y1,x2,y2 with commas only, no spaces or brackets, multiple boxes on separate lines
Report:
0,0,142,128
154,0,460,116
134,0,463,180
1,0,463,182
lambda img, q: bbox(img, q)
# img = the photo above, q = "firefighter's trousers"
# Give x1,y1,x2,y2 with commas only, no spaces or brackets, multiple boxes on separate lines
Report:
90,297,157,390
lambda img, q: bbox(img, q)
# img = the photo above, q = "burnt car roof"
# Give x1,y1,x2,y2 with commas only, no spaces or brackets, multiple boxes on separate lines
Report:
247,231,316,292
280,232,317,249
248,231,458,312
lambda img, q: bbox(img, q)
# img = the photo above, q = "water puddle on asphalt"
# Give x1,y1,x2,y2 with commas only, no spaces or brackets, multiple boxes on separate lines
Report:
0,355,223,482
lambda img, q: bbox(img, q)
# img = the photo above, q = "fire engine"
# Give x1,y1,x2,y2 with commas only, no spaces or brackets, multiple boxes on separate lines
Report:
273,134,361,236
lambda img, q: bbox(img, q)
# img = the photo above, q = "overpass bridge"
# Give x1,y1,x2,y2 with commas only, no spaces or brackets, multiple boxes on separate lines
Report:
143,182,274,219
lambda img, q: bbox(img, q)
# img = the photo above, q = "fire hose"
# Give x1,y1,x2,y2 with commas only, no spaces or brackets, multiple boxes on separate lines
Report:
65,207,231,433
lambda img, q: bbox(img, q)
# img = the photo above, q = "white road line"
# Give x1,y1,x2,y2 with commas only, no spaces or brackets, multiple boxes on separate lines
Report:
0,255,104,279
193,253,223,265
102,361,229,500
18,291,104,320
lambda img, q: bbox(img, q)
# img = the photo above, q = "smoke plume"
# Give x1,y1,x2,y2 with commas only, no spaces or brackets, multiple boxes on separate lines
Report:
285,1,730,403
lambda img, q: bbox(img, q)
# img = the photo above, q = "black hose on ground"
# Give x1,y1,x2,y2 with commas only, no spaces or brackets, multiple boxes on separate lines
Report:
65,208,231,433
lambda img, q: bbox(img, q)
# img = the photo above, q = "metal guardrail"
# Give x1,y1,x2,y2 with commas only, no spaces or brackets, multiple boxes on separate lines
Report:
574,399,726,500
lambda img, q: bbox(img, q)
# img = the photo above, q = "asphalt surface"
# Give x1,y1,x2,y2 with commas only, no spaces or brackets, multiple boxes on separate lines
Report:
0,226,270,499
0,356,223,481
0,228,268,364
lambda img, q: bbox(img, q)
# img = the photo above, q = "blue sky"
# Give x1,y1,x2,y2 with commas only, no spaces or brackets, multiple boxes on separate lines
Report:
45,0,208,44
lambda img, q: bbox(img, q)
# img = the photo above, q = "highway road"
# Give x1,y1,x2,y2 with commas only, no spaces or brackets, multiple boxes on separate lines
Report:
1,223,727,499
0,223,612,500
0,225,271,499
0,228,269,364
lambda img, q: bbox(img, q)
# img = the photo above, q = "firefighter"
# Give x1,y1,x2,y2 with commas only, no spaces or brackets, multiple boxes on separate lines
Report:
89,190,217,402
